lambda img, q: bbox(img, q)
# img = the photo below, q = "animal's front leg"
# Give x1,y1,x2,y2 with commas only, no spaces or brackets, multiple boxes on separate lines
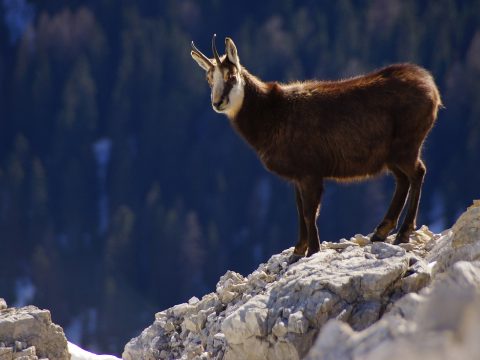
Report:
299,177,324,257
372,166,410,242
293,185,308,256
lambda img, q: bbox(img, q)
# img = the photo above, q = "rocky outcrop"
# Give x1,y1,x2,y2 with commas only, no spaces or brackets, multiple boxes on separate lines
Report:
3,201,478,360
123,236,431,360
0,302,70,360
4,200,472,360
307,260,480,360
308,200,480,360
122,200,480,360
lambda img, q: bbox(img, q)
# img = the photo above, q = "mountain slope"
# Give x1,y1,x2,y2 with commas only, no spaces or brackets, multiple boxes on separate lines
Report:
123,200,480,360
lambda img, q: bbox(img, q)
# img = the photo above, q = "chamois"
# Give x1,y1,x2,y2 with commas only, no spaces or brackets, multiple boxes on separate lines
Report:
191,35,441,257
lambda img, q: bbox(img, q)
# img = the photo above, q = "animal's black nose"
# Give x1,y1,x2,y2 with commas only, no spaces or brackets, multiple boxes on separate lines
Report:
213,100,222,109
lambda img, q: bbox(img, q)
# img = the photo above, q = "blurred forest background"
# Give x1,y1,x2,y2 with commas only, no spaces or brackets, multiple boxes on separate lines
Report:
0,0,479,355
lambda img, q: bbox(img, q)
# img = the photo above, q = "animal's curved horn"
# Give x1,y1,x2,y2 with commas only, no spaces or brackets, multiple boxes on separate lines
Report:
212,34,221,65
191,41,213,68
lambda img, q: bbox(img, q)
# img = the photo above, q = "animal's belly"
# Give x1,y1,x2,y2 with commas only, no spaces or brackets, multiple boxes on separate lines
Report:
259,140,389,181
327,163,386,181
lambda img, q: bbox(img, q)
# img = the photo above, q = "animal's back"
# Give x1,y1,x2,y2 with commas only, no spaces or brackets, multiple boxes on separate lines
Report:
264,63,441,180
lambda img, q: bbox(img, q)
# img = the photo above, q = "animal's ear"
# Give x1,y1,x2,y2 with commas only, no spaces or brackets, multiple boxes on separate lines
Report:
225,37,240,70
191,50,212,71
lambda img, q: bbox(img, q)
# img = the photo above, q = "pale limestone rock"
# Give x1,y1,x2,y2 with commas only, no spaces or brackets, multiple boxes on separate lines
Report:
269,341,301,360
182,311,207,334
15,346,36,357
349,301,381,330
123,200,480,360
321,241,358,250
212,333,225,348
170,303,195,318
124,236,415,359
271,318,287,338
15,341,26,351
0,306,68,360
216,271,246,304
351,234,371,246
221,295,269,343
163,321,175,332
427,200,480,275
287,311,309,334
0,346,14,357
400,257,431,293
183,317,198,333
330,262,480,360
306,320,353,360
13,356,37,360
223,337,268,360
219,291,236,304
307,201,480,360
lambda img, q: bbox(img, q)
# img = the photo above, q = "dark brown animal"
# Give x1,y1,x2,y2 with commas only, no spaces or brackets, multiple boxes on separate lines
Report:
191,35,441,257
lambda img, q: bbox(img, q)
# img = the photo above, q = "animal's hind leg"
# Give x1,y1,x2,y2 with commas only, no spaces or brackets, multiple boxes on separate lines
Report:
395,159,426,245
293,185,308,256
298,178,324,257
371,166,410,242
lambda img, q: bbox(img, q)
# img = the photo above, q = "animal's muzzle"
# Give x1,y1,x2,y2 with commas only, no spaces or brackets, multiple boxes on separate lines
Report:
213,95,228,110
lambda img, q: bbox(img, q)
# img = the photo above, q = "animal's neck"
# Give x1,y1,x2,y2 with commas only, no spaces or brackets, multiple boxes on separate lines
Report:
229,69,275,151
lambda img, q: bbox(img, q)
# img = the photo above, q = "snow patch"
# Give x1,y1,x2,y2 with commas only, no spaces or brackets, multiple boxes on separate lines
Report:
68,342,120,360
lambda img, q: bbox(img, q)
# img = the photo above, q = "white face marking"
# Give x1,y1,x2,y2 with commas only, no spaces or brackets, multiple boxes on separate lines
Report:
211,68,224,110
224,76,245,118
210,66,245,119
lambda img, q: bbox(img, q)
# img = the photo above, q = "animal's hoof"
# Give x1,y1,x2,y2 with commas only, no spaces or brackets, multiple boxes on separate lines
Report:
393,233,410,245
370,233,386,242
288,253,304,264
293,244,307,256
306,247,320,257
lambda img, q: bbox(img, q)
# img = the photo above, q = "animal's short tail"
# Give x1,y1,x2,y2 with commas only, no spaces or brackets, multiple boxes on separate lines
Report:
428,72,444,112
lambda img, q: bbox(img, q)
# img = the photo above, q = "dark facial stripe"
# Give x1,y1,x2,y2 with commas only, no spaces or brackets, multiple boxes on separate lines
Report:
220,77,235,104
